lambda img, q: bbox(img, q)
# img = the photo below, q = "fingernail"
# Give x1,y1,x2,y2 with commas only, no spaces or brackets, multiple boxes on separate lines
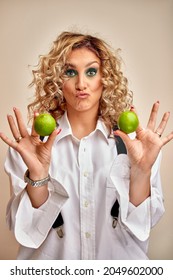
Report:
57,128,62,135
34,112,39,117
113,130,120,135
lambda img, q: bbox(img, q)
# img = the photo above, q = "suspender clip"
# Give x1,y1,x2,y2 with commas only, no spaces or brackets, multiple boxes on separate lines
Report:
112,217,118,228
56,226,64,238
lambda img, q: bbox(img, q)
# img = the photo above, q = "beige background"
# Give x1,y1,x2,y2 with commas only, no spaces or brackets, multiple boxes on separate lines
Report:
0,0,173,259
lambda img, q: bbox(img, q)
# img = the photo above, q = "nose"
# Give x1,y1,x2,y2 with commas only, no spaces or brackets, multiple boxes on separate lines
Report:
75,73,87,91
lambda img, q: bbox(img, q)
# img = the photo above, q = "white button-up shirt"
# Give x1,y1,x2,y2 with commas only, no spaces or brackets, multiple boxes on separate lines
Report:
4,112,164,260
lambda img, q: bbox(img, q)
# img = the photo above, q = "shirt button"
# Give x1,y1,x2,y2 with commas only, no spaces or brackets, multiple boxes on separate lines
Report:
84,201,89,207
83,171,88,177
85,232,91,238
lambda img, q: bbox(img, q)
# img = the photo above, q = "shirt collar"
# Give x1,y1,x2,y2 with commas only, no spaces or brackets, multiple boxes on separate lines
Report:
95,118,110,144
55,112,110,144
55,112,72,142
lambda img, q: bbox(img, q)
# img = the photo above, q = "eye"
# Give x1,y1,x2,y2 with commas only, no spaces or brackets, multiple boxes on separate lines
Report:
65,69,78,77
86,68,98,77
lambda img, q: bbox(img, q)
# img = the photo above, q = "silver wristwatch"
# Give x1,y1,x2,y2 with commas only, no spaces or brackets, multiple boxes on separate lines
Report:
24,169,50,187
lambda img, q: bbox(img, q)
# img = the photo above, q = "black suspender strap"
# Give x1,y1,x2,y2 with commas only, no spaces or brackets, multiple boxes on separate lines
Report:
113,125,127,155
115,135,127,155
52,212,64,238
110,129,127,228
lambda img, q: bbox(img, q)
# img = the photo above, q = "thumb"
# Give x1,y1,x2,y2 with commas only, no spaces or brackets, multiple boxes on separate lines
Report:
114,129,132,148
45,128,62,149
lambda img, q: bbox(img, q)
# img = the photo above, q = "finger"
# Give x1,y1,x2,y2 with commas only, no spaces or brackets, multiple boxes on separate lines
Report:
147,101,160,130
129,106,143,135
31,112,40,137
0,132,18,149
162,131,173,146
129,105,143,134
7,114,20,140
155,111,170,136
114,129,132,148
44,128,62,150
130,105,138,114
135,123,144,134
13,107,28,138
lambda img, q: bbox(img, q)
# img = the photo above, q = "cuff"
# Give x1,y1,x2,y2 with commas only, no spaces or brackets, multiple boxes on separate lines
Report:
109,154,164,241
14,177,69,248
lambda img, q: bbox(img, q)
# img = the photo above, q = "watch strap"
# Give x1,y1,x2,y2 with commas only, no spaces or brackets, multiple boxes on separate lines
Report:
24,169,50,187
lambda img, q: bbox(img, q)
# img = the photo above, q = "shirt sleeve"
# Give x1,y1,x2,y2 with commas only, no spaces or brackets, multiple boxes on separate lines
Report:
5,147,69,248
109,152,165,241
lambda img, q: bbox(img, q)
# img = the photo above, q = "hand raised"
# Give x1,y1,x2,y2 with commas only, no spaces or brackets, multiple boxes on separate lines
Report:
0,107,61,179
114,101,173,171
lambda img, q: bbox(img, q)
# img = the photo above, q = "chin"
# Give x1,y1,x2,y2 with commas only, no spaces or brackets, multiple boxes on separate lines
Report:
75,104,91,111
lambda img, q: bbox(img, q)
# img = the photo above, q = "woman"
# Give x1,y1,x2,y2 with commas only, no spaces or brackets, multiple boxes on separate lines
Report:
1,31,173,259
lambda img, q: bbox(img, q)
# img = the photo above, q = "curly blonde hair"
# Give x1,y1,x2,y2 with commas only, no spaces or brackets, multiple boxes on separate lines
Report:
28,31,133,128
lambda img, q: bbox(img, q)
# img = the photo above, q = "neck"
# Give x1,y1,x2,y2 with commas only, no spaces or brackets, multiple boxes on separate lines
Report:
66,108,98,139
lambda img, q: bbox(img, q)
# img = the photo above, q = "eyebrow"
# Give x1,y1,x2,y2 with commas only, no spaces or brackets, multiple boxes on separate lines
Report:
66,61,100,68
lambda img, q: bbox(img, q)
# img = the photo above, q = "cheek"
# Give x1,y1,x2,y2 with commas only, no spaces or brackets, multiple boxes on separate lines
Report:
62,81,73,96
92,78,103,93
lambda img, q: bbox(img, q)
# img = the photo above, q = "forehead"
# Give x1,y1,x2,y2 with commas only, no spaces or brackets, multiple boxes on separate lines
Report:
66,47,101,66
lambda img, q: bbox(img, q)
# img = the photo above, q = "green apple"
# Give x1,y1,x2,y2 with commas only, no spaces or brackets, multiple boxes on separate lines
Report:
117,111,139,134
34,113,56,136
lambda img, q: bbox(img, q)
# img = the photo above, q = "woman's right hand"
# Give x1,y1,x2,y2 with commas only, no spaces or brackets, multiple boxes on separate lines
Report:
0,107,61,180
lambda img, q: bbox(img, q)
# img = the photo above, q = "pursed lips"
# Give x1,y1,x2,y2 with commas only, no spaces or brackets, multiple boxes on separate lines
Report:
75,92,90,98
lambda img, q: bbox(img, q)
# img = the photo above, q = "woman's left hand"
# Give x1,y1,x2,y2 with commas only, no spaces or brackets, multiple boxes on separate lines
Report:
115,101,173,172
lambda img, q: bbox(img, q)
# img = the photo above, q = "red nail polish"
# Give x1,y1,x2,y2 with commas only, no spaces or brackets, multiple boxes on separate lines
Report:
57,128,62,135
114,130,119,135
34,112,39,117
